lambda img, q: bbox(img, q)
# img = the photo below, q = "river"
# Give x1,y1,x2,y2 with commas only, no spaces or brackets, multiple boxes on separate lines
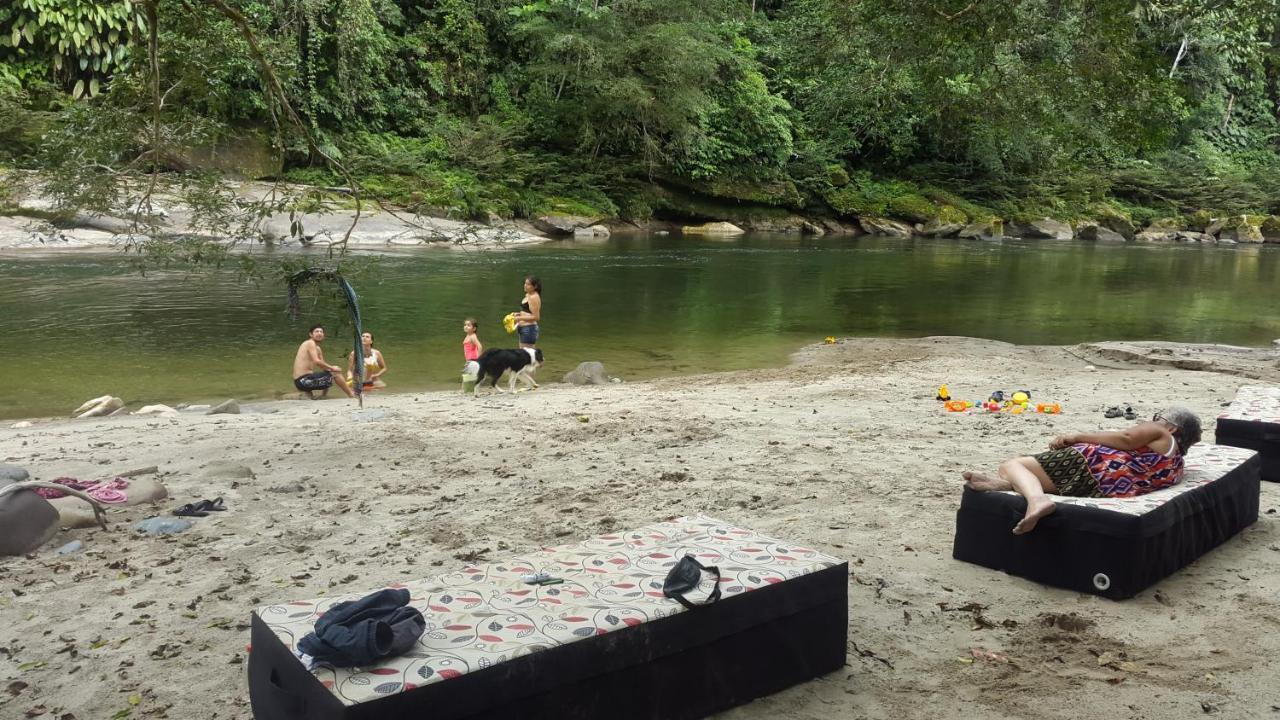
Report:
0,234,1277,420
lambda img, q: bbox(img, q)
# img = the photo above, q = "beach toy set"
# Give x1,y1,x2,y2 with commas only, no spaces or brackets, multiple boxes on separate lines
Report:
937,385,1061,414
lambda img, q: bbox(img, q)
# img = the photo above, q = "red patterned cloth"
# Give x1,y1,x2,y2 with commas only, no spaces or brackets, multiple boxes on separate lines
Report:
1073,443,1183,497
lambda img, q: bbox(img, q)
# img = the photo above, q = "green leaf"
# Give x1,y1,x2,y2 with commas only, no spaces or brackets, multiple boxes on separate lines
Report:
89,77,99,96
72,78,84,98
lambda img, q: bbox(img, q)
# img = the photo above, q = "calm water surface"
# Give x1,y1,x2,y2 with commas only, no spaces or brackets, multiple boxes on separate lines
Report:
0,234,1277,419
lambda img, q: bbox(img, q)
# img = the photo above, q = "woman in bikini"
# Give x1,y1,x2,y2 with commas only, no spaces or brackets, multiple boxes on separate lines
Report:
512,275,542,348
347,331,388,389
963,407,1202,534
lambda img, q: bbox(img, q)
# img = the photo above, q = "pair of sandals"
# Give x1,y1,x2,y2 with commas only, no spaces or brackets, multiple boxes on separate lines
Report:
172,497,227,517
1104,406,1138,420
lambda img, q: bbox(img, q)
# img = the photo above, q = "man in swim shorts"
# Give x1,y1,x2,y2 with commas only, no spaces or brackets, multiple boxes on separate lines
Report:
292,325,355,398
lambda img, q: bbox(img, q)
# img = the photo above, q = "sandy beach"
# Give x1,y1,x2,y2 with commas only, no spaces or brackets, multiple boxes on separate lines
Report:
1,337,1278,720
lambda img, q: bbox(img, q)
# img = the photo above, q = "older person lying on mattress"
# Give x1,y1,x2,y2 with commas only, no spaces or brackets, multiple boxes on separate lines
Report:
963,407,1203,535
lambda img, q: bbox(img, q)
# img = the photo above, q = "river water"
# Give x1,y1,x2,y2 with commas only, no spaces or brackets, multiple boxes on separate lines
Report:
1,234,1277,419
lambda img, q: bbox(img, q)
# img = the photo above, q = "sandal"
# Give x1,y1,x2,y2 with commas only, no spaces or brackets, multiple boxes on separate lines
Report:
172,503,209,518
1104,406,1122,418
1123,406,1138,421
195,497,226,513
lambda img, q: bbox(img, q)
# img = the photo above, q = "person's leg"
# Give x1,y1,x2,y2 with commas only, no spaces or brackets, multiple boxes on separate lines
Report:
998,457,1058,535
962,470,1012,491
330,371,356,398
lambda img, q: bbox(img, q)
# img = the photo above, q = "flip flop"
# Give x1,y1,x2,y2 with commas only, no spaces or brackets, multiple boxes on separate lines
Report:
195,497,226,512
172,503,208,518
1104,406,1122,418
1123,406,1138,421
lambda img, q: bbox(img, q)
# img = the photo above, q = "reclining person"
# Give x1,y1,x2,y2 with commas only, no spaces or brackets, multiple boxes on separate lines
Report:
963,407,1202,534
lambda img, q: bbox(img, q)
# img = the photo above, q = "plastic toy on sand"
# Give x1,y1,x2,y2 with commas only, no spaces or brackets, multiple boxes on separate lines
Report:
1036,403,1062,414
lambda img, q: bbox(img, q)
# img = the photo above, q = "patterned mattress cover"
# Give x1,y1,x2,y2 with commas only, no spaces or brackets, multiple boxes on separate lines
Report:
255,514,841,706
1219,385,1280,423
1002,443,1257,516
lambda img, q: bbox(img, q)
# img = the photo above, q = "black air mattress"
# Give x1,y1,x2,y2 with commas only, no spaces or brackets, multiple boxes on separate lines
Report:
953,445,1260,599
1215,385,1280,482
248,515,848,720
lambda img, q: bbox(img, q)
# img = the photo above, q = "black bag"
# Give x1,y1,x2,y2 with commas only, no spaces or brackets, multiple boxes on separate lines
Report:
662,555,722,610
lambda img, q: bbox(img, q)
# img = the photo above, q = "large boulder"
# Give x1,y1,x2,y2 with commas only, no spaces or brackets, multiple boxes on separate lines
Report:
957,220,1004,240
1261,216,1280,243
73,395,124,418
1076,222,1126,243
1012,218,1073,240
533,214,600,235
922,218,964,237
0,478,61,556
682,222,745,237
858,217,913,237
573,225,611,239
563,361,610,386
819,219,864,235
1219,217,1264,243
1134,231,1176,243
1175,231,1213,243
1145,217,1186,232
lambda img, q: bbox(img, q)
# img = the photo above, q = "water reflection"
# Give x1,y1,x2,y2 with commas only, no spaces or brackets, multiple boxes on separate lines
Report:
0,235,1276,418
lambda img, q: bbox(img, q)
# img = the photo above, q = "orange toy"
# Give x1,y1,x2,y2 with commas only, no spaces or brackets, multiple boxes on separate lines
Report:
944,400,968,412
1036,403,1062,414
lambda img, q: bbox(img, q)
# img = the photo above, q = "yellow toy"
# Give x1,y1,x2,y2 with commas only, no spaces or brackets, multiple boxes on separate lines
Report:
824,336,837,344
1011,390,1030,405
937,384,951,401
503,312,517,335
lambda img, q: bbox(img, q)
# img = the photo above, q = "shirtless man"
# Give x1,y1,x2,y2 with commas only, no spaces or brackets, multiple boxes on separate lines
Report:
292,325,355,399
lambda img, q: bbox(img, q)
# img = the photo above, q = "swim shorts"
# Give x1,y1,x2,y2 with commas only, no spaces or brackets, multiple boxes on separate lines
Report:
517,324,539,345
294,371,334,392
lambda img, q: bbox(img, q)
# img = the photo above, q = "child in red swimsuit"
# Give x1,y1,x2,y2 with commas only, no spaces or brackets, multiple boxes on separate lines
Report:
463,318,482,362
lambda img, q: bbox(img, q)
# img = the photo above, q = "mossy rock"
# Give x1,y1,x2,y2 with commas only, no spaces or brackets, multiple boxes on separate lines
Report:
1187,209,1213,232
886,193,939,223
1145,216,1187,232
827,165,851,188
1260,215,1280,234
822,186,884,218
924,189,995,223
662,174,802,209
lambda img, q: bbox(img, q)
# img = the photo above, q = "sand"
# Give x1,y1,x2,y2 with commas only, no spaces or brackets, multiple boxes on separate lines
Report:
1,337,1278,720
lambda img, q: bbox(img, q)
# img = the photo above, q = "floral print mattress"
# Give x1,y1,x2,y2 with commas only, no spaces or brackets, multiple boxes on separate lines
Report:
1003,443,1257,516
255,514,841,706
1219,385,1280,423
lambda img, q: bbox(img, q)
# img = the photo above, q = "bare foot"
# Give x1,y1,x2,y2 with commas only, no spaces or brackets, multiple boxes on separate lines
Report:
962,471,1012,492
1012,497,1056,535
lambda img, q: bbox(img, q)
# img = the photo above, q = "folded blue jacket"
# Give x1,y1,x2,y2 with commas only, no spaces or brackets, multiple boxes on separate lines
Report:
297,588,426,667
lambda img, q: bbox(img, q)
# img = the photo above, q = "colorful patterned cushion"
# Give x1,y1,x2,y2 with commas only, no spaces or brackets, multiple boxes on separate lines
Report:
255,515,841,707
1219,385,1280,423
1003,444,1257,516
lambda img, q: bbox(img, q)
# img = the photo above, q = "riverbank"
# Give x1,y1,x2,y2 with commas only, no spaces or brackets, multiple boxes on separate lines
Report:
1,337,1278,719
8,172,1280,252
0,179,552,250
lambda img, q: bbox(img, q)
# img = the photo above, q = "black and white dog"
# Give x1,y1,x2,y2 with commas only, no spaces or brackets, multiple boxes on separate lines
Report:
474,347,543,396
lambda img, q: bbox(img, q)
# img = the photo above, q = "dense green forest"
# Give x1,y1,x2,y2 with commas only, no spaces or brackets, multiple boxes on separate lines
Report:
4,0,1280,234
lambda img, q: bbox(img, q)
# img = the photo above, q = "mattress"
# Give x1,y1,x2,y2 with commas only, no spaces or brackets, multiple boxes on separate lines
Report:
248,514,847,720
1216,385,1280,482
953,444,1261,599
